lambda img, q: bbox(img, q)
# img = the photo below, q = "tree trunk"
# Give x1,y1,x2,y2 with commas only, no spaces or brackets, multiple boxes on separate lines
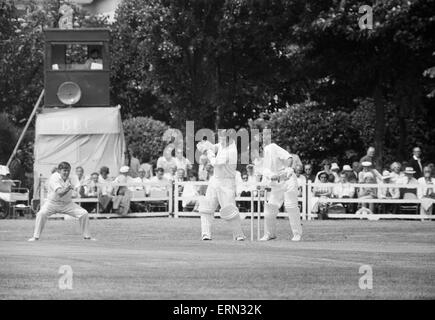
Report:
215,59,221,131
373,84,384,170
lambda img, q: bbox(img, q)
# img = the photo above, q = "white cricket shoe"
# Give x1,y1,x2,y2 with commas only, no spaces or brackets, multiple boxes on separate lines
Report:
28,237,39,242
291,235,301,242
235,236,245,241
202,235,212,241
259,234,277,241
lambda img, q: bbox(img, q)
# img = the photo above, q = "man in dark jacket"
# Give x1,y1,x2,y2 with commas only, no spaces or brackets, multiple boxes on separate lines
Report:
409,147,424,179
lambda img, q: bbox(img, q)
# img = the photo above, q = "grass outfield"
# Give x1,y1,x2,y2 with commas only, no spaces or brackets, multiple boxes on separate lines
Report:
0,217,434,299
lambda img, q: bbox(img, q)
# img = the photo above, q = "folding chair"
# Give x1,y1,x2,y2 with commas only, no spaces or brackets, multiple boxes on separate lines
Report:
399,192,419,215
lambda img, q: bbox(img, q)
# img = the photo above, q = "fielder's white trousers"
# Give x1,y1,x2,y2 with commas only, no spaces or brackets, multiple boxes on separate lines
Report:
33,201,90,238
264,185,302,238
198,178,244,239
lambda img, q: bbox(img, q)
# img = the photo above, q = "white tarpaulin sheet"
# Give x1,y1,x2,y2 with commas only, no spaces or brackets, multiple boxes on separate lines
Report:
33,107,125,198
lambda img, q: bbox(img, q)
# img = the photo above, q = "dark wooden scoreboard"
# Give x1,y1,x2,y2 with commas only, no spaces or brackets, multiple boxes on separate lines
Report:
44,28,110,107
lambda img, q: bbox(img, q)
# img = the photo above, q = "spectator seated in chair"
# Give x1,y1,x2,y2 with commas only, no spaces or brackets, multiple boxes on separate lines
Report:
332,171,356,213
418,166,435,216
311,172,332,218
149,167,170,212
358,172,377,214
70,166,88,198
378,170,400,214
81,172,100,213
182,172,200,212
399,167,419,198
98,166,113,213
0,165,16,218
112,166,134,216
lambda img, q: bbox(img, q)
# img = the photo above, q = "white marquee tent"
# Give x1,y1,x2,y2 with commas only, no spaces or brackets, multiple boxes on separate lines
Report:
33,106,125,197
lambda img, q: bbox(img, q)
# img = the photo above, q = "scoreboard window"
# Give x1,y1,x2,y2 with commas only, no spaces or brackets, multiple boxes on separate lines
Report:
50,43,104,71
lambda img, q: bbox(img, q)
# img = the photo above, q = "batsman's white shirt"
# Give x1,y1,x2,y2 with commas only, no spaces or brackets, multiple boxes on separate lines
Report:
261,143,292,180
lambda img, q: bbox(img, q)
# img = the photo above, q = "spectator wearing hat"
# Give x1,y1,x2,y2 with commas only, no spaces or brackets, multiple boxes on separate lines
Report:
330,163,340,181
315,159,332,183
332,171,356,213
112,166,134,216
342,165,357,183
417,166,435,215
378,170,399,214
398,167,419,199
359,161,383,183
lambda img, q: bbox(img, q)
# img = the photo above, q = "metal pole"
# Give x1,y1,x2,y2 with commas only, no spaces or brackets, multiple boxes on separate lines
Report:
6,89,44,167
250,192,254,241
257,188,261,240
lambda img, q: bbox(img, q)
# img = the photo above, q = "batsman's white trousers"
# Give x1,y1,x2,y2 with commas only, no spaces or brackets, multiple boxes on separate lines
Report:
32,201,90,239
198,178,244,239
264,183,302,238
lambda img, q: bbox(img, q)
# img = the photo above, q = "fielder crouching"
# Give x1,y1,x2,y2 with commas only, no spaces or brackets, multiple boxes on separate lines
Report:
260,142,302,241
197,133,245,241
28,161,95,241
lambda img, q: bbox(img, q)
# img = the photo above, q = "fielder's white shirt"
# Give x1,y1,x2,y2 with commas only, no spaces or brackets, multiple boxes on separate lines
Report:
47,172,73,205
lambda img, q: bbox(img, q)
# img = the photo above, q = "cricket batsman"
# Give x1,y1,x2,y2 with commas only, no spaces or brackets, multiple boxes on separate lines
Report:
197,131,246,241
28,162,94,241
260,141,302,241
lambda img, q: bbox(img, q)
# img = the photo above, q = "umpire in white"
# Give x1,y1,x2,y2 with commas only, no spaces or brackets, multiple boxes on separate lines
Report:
28,162,94,241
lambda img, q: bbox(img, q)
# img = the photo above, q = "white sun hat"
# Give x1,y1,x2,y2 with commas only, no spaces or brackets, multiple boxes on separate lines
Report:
342,165,352,171
331,163,340,171
119,166,130,173
361,161,372,167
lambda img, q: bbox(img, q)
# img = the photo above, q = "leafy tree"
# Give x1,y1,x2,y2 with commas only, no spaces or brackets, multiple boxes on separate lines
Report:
288,0,435,166
252,101,362,168
111,0,306,129
122,116,169,165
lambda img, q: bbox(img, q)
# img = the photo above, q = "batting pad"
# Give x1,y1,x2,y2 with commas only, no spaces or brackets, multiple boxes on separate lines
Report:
220,205,240,221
